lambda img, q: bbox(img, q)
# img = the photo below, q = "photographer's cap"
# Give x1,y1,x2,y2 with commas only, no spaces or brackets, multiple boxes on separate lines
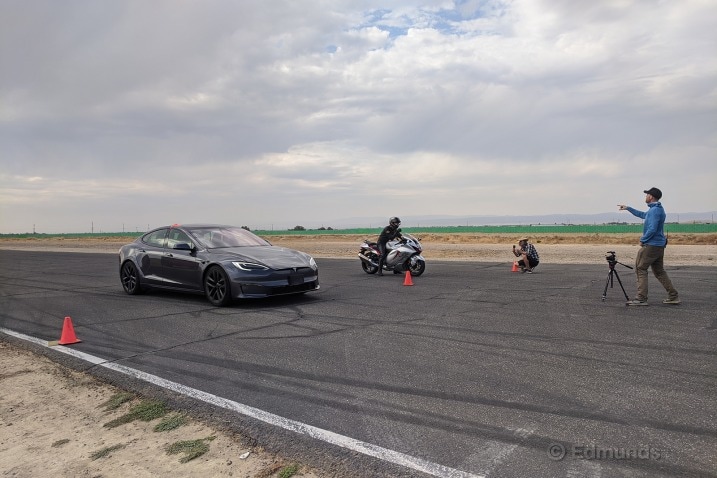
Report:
643,187,662,200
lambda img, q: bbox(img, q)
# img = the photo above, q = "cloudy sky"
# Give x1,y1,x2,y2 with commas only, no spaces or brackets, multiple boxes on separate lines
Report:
1,1,715,233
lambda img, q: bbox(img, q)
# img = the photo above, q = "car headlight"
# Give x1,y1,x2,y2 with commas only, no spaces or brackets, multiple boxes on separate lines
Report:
309,257,318,270
232,261,270,271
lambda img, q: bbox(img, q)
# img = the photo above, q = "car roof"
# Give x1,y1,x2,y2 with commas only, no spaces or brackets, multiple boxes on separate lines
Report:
163,224,235,229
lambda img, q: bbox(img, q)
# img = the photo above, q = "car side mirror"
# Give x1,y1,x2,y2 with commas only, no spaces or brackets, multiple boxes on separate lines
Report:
173,242,194,251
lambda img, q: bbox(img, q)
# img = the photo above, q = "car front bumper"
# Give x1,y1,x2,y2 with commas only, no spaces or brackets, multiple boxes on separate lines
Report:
229,267,320,298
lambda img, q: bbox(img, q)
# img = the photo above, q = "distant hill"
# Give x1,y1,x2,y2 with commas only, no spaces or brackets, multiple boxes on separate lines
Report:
325,212,716,229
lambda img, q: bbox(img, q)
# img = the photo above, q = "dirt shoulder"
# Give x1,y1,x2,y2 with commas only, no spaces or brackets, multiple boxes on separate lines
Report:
0,340,321,478
270,233,717,266
1,233,715,266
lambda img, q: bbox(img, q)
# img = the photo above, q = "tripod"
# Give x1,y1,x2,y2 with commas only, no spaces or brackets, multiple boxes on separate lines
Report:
602,256,633,301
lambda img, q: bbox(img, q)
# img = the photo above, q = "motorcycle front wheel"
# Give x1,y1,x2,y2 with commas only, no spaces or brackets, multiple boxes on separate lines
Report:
361,260,379,274
408,259,426,276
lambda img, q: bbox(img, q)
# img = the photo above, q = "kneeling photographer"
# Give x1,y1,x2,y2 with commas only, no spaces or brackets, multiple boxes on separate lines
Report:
512,237,539,273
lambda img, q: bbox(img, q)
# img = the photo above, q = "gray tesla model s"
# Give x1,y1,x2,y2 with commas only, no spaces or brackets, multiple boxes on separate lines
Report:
119,224,319,306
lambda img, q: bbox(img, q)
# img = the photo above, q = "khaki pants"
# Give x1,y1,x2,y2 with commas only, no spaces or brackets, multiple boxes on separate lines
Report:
635,245,679,302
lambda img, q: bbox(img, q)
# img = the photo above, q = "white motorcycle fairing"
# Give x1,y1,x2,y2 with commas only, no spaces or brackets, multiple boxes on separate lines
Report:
357,233,426,276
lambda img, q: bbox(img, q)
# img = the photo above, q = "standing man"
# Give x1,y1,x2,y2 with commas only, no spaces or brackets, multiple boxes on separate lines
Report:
376,217,402,276
618,187,680,306
512,237,539,273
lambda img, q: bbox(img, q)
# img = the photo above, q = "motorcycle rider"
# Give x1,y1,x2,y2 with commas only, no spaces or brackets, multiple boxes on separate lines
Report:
376,217,403,276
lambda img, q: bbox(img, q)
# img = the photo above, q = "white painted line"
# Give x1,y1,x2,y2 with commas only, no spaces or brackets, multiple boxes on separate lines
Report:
1,327,483,478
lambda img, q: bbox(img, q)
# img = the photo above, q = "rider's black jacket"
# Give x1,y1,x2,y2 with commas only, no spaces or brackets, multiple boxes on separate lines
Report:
378,225,402,245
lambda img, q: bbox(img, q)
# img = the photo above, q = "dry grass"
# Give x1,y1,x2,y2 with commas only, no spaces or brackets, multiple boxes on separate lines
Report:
165,436,216,463
90,443,127,460
103,400,169,428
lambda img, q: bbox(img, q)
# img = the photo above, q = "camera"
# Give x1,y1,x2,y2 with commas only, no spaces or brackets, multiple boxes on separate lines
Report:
605,251,632,269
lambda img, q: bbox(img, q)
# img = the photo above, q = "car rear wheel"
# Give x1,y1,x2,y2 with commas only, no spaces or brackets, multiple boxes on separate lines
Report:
120,261,142,295
204,266,232,306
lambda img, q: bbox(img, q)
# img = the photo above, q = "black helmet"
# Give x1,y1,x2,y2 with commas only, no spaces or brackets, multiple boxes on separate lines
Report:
389,217,401,227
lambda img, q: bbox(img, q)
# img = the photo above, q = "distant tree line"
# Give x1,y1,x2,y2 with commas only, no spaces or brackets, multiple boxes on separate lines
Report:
289,225,333,231
238,225,334,232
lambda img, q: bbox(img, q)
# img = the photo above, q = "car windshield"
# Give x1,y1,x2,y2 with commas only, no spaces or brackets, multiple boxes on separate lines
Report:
187,227,270,248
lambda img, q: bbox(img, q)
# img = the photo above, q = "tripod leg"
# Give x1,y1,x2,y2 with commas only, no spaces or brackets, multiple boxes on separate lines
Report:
602,271,613,300
613,269,630,301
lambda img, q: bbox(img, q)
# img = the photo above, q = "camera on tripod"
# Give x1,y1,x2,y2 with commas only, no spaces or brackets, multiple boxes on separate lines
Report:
602,251,632,301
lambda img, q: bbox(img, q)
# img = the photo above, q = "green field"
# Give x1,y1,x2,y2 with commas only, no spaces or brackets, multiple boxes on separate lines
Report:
256,223,716,236
2,223,715,239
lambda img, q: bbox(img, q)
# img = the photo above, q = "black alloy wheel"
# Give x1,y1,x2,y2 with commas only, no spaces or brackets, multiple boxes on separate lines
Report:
204,266,232,306
120,261,142,295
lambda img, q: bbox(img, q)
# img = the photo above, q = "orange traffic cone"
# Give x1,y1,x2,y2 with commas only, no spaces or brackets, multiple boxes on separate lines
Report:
403,271,414,286
511,262,519,272
58,316,81,345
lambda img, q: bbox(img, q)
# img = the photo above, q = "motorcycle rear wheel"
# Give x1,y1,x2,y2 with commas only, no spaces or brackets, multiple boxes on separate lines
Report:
361,260,379,274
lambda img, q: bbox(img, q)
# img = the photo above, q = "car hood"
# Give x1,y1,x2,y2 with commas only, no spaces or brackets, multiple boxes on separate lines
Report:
208,246,313,269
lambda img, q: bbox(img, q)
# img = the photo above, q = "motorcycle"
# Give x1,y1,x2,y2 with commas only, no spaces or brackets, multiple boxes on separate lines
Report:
358,233,426,276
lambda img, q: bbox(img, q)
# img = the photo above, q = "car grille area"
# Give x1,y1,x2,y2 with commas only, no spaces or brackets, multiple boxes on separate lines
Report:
239,280,319,297
236,267,319,298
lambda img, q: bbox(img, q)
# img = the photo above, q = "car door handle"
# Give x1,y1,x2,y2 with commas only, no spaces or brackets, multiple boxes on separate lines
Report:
164,253,173,257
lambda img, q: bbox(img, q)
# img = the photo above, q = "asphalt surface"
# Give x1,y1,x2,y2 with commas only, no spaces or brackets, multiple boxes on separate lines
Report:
0,250,715,477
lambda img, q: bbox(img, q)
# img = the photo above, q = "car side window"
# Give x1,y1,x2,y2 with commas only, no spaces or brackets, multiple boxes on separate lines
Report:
167,230,194,249
142,228,168,248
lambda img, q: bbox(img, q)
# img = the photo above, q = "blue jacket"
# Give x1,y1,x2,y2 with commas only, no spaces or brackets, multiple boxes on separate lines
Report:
626,202,667,246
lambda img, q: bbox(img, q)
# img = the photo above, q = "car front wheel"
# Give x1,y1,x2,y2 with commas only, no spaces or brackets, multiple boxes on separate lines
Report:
120,261,142,295
204,266,232,306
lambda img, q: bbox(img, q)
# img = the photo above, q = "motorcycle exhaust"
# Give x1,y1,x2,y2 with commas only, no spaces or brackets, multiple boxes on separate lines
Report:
358,253,378,265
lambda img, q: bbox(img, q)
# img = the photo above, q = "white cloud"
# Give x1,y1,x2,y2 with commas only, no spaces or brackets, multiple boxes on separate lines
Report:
0,0,715,232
